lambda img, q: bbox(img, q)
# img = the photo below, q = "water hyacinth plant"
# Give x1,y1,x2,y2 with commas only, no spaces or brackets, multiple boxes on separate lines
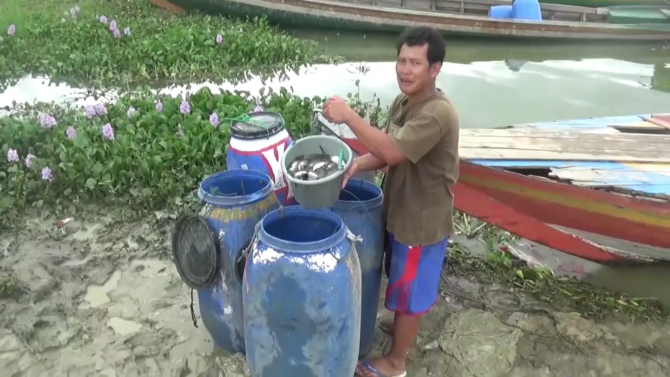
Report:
0,86,323,224
0,1,321,87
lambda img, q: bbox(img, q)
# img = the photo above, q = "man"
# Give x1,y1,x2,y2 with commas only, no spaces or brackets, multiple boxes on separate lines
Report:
322,27,459,377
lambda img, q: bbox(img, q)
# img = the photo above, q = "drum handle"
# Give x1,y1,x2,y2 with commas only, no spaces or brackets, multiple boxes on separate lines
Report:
234,222,261,282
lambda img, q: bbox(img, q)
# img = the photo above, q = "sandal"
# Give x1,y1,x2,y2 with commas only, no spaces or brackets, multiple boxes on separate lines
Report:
355,359,407,377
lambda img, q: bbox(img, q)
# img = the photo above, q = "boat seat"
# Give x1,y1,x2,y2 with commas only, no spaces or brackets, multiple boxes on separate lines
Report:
607,8,670,24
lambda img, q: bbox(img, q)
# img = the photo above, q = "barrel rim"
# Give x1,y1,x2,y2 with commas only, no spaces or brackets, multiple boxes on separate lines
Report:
334,178,383,210
258,206,348,253
230,111,285,140
198,169,274,207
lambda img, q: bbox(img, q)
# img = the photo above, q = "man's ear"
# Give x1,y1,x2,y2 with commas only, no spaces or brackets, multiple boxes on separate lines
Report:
429,62,442,79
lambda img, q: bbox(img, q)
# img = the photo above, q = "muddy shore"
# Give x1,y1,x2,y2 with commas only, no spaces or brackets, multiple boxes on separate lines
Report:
1,209,669,377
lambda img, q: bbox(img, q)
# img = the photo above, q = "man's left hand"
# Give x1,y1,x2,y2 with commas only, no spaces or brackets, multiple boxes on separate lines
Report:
323,96,355,124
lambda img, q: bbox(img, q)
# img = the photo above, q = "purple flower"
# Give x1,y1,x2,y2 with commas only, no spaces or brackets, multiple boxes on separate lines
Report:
253,104,263,113
84,105,96,119
123,27,131,36
216,34,223,44
41,167,53,182
127,107,136,118
6,149,18,162
94,103,107,116
66,126,77,139
179,100,190,115
25,154,35,168
209,112,219,127
102,123,115,141
7,24,16,36
99,15,108,24
112,28,121,38
155,101,163,113
109,20,117,31
41,114,57,128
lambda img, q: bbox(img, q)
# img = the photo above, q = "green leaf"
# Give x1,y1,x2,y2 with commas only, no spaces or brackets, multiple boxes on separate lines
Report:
85,178,97,189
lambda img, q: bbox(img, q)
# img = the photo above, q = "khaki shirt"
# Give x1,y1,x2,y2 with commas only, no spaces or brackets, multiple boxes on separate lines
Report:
382,91,459,246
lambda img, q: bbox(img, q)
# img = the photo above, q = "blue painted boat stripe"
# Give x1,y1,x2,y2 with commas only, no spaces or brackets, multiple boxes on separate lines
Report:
469,160,670,195
516,115,649,130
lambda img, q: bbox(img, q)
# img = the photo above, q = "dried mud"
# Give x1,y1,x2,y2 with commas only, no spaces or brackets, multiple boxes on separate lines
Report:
1,209,669,377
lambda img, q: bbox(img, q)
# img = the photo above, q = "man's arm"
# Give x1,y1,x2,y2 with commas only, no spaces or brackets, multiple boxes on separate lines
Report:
346,114,407,167
354,153,387,172
346,111,445,167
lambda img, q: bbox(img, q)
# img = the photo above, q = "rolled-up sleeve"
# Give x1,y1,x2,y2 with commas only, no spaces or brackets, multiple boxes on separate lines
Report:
389,114,443,164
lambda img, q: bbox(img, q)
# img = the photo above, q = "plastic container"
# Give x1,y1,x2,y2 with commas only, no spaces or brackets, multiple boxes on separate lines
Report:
243,206,361,377
489,5,513,19
226,111,295,206
281,135,353,209
512,0,543,21
179,169,280,354
329,179,384,357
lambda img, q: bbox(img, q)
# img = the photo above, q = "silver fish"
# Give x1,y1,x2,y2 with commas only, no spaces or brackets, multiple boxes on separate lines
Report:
312,161,328,171
289,160,300,173
294,171,308,180
288,153,345,181
330,155,347,166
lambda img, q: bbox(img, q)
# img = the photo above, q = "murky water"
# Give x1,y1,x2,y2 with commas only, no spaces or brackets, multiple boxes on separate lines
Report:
3,59,670,127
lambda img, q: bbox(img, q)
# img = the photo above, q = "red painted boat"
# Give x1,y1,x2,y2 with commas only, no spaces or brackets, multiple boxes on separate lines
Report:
317,112,670,264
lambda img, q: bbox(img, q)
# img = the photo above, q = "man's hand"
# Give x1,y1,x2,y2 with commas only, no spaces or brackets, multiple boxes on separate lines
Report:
323,96,356,124
342,160,360,188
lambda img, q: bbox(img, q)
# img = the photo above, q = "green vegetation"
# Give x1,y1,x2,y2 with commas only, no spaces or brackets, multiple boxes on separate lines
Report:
0,0,324,88
0,87,324,222
450,212,668,323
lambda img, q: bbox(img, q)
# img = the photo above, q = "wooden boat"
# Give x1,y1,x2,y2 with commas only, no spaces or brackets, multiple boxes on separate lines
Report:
317,113,670,264
150,0,670,41
546,0,663,8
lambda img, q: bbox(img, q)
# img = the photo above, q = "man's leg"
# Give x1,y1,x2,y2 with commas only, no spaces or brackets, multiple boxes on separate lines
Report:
356,235,448,377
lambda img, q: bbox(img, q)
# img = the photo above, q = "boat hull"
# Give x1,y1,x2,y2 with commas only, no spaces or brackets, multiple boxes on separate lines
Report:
458,161,670,261
150,0,670,41
318,113,670,264
545,0,662,7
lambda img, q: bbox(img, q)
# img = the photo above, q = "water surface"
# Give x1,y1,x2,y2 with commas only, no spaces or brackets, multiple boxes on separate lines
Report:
4,59,670,128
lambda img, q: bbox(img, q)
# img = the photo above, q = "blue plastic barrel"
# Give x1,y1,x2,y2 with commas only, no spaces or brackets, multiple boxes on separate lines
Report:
197,169,280,354
243,206,361,377
512,0,543,21
330,179,383,357
226,112,295,206
489,5,513,19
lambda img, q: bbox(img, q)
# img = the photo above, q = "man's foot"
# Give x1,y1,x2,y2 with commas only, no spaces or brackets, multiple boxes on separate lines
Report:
355,357,406,377
377,318,394,336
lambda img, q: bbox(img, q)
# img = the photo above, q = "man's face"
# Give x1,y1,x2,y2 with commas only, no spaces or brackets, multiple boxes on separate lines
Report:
395,43,441,95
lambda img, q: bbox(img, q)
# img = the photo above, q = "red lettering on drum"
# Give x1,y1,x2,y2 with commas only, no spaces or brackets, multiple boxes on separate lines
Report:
259,138,293,200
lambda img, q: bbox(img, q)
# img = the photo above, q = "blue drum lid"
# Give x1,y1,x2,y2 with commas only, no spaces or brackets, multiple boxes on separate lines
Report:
230,111,285,140
172,215,220,289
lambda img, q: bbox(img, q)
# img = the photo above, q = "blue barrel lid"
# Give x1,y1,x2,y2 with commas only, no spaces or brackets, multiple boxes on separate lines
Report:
172,215,220,289
230,111,285,140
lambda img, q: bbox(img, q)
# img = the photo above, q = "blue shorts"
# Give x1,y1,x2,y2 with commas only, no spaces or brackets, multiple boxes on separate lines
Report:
384,232,448,315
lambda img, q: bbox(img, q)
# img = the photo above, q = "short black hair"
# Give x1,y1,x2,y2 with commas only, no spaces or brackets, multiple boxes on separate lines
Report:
396,27,446,66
